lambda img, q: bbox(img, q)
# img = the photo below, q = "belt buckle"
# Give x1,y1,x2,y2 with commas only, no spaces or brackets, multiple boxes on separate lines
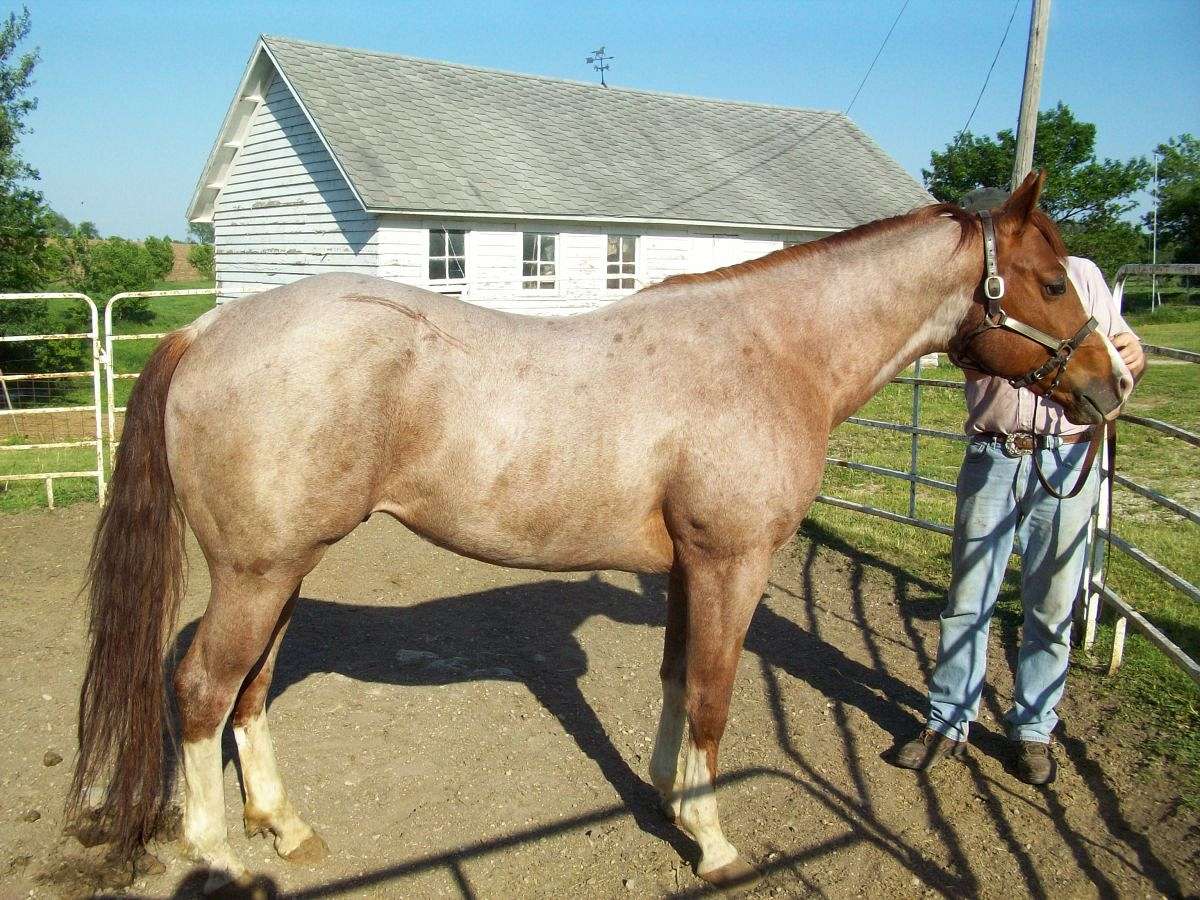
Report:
1003,433,1035,457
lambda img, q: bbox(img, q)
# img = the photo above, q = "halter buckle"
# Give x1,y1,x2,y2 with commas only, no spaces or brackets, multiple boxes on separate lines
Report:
984,274,1005,301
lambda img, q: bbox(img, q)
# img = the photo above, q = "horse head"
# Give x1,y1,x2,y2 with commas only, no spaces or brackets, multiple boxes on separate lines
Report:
949,170,1133,425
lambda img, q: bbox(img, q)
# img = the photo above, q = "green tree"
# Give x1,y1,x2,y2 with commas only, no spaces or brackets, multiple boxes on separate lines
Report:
57,231,156,323
0,8,54,294
44,208,71,235
1149,134,1199,264
924,103,1151,276
0,8,71,378
187,221,213,244
187,242,214,280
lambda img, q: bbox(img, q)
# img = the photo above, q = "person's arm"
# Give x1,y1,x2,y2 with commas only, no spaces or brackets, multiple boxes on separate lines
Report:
1075,257,1146,383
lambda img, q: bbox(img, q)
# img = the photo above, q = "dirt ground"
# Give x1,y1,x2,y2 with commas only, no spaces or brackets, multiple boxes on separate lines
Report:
0,505,1196,899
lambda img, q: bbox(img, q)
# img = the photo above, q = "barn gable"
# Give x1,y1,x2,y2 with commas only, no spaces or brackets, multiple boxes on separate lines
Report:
190,36,932,310
206,70,378,301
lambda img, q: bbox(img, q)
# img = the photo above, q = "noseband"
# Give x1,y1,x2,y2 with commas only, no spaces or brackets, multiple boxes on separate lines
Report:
949,210,1098,393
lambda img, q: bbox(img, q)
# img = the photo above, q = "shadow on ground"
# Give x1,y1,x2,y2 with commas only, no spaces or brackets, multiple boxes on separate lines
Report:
157,522,1184,899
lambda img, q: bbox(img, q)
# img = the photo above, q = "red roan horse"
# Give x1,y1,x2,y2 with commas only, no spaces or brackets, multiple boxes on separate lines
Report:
71,172,1131,889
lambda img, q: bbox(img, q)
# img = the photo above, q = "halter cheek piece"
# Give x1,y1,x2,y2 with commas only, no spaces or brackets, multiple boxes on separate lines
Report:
949,210,1099,393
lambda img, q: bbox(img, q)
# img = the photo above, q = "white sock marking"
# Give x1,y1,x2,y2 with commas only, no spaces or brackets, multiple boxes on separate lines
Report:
678,738,739,875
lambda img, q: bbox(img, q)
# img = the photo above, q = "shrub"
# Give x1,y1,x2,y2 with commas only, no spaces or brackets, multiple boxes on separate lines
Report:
187,242,214,280
143,235,174,279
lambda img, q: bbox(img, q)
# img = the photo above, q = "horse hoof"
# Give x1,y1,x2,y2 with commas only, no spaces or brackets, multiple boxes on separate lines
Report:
699,856,759,892
281,831,329,864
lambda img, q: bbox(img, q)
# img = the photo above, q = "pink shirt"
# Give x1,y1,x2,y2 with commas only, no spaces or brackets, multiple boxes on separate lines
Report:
963,257,1132,437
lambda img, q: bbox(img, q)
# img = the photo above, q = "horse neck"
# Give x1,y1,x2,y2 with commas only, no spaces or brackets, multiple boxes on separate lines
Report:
764,218,981,427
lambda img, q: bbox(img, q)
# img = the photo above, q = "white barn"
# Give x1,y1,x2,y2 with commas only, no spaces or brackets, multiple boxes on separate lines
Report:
188,36,931,314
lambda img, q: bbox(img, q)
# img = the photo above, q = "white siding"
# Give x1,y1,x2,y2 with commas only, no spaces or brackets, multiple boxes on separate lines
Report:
212,75,378,301
374,217,826,316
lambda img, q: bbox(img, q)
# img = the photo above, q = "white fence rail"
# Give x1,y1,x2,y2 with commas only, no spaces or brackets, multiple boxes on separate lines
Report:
0,293,105,505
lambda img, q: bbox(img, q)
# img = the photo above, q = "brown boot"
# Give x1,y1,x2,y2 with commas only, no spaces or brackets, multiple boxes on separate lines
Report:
1014,740,1057,785
893,728,967,771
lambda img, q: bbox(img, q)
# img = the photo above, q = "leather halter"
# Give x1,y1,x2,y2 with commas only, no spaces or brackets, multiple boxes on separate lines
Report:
949,210,1099,393
952,210,1107,500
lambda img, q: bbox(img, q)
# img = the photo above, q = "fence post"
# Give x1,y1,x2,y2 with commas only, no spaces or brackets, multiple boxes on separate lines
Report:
1082,434,1110,653
908,357,922,520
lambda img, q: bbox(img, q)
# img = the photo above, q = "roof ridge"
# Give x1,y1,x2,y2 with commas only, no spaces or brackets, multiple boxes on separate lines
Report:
260,34,846,119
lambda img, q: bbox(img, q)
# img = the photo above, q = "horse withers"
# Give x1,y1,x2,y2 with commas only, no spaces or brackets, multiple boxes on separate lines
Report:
70,172,1132,889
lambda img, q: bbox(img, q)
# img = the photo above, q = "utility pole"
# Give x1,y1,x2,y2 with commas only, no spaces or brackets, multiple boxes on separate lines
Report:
1151,150,1160,309
1011,0,1051,188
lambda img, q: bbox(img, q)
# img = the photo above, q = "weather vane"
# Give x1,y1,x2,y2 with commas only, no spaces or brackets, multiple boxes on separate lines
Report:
586,46,612,87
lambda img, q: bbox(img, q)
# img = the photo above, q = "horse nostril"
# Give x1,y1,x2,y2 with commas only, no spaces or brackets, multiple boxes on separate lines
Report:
1119,370,1134,400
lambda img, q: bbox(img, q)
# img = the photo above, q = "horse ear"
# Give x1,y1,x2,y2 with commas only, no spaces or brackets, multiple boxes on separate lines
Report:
998,170,1045,232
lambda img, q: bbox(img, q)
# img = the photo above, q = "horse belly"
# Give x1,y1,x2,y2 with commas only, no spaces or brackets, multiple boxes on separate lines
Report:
376,480,674,574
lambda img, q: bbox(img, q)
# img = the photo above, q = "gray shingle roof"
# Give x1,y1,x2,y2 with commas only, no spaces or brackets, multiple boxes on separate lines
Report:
261,35,931,229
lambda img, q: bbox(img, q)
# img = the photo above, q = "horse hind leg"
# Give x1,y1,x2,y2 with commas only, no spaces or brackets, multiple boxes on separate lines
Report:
232,590,328,863
172,567,309,888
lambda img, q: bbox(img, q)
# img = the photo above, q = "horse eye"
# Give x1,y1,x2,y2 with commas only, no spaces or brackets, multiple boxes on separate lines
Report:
1044,278,1067,297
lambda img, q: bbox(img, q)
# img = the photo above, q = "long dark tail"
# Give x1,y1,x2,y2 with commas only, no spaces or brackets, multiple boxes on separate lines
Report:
68,328,195,857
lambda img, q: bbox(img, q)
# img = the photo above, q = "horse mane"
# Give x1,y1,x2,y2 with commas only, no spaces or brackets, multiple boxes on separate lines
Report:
647,202,978,292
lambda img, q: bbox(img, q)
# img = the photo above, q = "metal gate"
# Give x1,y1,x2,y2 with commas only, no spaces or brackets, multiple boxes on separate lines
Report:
0,292,105,506
103,288,217,463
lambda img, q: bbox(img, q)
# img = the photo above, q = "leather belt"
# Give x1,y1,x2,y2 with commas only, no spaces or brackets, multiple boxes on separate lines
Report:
973,429,1095,456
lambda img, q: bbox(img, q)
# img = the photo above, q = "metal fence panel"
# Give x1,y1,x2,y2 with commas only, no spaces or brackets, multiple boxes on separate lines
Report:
0,293,104,506
818,262,1199,685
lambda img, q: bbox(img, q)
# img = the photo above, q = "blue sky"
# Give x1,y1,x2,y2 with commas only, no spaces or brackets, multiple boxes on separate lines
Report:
19,0,1200,238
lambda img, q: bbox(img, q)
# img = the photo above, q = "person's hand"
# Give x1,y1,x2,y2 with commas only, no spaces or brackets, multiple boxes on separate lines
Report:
1112,332,1145,380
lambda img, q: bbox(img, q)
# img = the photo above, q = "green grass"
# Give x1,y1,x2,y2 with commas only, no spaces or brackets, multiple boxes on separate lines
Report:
813,350,1200,801
0,279,214,511
1126,303,1200,352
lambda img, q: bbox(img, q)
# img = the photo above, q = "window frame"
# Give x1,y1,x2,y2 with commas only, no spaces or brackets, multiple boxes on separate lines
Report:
605,234,639,291
427,227,468,290
521,232,559,292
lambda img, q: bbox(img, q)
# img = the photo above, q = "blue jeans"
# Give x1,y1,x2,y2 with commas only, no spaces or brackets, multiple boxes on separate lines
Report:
927,438,1098,744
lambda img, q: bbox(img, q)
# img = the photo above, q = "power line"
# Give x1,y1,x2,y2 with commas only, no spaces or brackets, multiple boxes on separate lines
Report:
956,0,1021,138
844,0,911,116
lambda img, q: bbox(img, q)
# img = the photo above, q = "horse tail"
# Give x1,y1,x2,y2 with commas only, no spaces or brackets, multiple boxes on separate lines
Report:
68,327,196,857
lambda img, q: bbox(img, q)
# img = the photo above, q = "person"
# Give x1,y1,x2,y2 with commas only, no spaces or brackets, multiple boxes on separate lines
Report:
892,188,1146,785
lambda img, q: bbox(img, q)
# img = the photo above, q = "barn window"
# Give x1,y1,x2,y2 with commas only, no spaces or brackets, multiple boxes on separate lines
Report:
428,228,467,282
522,233,557,290
606,235,637,289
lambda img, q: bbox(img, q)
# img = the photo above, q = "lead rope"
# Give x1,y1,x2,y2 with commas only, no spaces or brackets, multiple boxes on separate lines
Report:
1029,392,1108,501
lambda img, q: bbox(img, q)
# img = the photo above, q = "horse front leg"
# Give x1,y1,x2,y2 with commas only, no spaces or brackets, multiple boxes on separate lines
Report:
674,546,770,887
650,568,688,822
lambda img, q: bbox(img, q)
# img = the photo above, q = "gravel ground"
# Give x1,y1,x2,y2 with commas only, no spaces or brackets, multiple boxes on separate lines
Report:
1,504,1195,898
